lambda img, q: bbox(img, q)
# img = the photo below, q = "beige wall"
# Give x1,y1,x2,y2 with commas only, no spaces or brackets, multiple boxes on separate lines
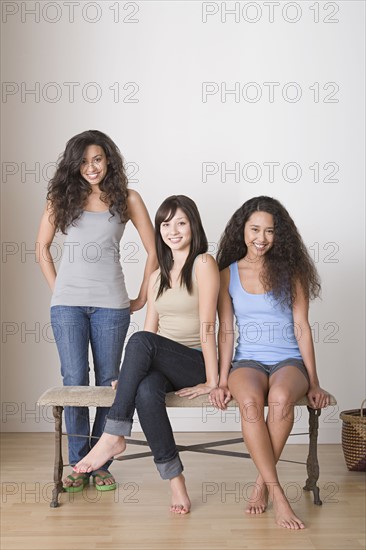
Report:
1,1,364,441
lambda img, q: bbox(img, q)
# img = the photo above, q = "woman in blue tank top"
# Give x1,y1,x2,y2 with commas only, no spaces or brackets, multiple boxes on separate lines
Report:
211,196,330,530
36,130,157,492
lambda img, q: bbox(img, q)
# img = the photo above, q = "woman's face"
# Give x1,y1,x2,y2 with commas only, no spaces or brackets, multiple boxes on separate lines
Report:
80,144,108,186
244,211,274,259
160,208,192,253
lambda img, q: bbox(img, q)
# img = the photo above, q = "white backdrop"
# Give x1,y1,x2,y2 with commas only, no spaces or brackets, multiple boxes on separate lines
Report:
1,1,365,442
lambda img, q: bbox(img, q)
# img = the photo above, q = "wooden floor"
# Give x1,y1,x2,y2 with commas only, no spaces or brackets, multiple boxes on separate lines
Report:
1,433,365,550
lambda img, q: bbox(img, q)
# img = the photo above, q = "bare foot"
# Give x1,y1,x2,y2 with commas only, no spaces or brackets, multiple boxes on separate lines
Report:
92,469,116,488
271,486,305,529
245,476,268,514
63,471,89,490
73,433,126,474
169,474,191,514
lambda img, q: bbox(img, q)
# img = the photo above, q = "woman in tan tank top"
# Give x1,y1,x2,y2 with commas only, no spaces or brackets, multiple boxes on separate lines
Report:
73,195,220,514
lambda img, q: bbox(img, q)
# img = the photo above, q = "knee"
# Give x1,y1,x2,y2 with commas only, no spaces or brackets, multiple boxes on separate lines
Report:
124,332,149,358
267,388,296,419
232,388,265,409
268,387,294,407
126,331,154,350
233,392,265,422
239,399,265,423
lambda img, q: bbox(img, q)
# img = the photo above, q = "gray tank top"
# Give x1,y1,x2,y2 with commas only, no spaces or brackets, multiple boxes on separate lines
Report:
51,210,130,309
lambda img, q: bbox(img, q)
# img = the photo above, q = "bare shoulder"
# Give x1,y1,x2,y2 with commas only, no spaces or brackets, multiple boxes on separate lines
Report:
126,188,144,208
37,201,56,240
195,255,220,294
195,253,219,275
126,189,151,224
40,200,55,220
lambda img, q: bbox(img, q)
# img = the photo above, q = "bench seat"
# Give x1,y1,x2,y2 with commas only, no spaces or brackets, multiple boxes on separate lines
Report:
38,386,337,508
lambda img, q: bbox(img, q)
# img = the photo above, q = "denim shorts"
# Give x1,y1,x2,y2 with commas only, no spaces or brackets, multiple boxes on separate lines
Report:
230,357,309,382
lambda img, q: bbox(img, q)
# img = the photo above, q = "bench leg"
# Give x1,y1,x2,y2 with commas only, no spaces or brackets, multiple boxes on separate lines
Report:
303,406,322,505
50,406,64,508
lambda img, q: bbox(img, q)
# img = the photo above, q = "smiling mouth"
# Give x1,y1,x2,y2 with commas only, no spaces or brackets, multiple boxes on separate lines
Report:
253,242,267,250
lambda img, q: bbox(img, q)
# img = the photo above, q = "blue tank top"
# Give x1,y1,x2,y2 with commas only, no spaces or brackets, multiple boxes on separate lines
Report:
229,262,302,365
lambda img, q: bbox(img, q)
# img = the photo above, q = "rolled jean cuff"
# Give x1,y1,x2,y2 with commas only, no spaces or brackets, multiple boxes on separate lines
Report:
156,455,183,480
104,418,132,437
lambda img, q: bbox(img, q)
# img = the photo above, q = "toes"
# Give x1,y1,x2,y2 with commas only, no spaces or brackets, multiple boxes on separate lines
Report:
74,464,92,474
280,520,291,529
245,504,265,515
170,504,190,514
290,517,304,529
278,517,305,530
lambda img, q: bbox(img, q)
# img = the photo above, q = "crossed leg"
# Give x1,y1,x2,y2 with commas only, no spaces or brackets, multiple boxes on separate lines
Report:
228,366,309,529
73,332,205,512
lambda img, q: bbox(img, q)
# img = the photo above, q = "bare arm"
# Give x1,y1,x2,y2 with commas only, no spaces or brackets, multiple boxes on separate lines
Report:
293,282,331,409
217,268,235,386
176,254,220,398
126,190,158,312
35,202,57,291
112,270,159,390
210,267,234,409
143,270,159,333
197,254,220,388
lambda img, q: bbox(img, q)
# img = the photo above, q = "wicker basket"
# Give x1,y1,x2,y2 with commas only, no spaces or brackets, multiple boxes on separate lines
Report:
340,400,366,471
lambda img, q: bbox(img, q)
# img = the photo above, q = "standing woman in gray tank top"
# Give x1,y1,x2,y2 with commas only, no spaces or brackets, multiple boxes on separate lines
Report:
36,130,157,492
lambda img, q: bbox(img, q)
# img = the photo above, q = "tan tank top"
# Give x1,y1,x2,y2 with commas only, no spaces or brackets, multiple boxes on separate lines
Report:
154,272,200,349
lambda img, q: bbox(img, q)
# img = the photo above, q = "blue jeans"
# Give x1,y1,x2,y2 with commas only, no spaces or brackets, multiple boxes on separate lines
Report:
50,306,130,469
104,331,206,480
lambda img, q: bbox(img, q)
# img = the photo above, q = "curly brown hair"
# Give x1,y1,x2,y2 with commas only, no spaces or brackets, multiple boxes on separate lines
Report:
46,130,128,233
216,196,321,306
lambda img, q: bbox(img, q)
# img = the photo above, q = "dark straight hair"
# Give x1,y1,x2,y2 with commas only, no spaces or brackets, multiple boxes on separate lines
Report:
155,195,208,298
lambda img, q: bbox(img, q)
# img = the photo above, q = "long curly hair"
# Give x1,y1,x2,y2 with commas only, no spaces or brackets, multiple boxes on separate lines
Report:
216,196,321,305
155,195,208,298
46,130,128,233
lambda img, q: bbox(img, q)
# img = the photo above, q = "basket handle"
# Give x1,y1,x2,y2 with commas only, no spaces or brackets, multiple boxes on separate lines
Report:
361,399,366,418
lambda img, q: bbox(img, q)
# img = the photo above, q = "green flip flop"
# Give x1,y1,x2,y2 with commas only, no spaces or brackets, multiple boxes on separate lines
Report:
92,472,117,492
63,474,89,493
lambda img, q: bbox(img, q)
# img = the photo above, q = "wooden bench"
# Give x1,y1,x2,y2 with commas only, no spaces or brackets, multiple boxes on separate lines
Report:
37,386,337,508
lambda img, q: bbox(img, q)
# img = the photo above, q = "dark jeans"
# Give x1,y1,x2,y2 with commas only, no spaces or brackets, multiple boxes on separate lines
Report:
104,331,206,479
